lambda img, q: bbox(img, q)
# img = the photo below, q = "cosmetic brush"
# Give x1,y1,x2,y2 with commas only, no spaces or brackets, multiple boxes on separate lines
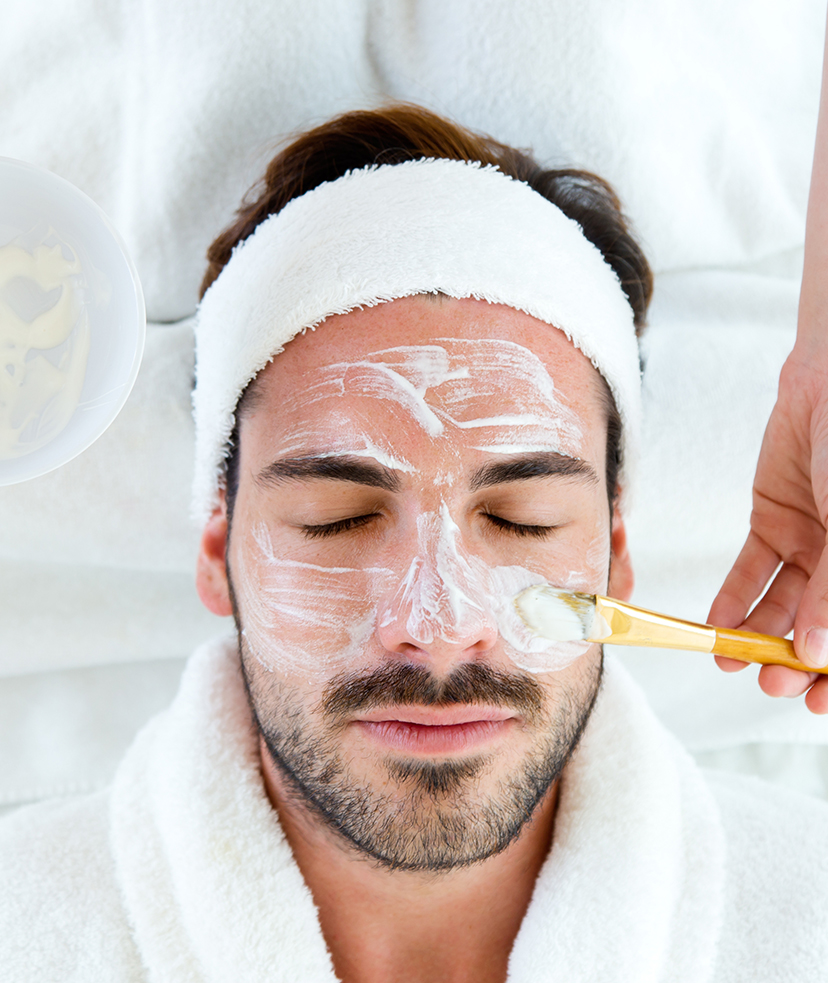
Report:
513,586,827,673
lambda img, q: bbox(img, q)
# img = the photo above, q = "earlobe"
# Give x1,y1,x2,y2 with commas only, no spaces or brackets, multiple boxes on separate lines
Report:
607,508,635,601
196,497,233,617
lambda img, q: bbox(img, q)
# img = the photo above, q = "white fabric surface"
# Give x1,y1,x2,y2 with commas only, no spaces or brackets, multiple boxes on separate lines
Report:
0,658,185,813
1,0,827,804
2,638,827,981
0,318,230,678
3,1,820,319
695,742,828,800
193,159,640,522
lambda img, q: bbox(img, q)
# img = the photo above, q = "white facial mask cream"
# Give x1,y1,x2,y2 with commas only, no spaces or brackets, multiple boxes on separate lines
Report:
0,234,89,459
237,518,597,678
275,339,584,462
375,502,596,672
236,523,398,674
234,338,608,677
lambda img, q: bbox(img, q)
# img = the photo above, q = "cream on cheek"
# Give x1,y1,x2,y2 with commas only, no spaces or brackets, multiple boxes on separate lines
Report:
233,522,398,675
235,339,608,676
234,510,609,676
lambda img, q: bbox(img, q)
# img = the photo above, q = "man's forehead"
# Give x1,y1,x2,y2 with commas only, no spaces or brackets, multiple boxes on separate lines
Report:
235,300,607,472
254,296,603,411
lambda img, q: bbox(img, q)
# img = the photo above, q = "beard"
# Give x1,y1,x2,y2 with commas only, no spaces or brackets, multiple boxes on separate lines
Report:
239,631,603,874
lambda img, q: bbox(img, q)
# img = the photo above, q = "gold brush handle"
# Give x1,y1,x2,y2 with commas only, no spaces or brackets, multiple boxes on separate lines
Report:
712,628,827,673
594,596,827,673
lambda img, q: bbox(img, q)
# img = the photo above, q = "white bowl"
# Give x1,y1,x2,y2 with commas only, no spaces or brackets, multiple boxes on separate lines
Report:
0,157,145,485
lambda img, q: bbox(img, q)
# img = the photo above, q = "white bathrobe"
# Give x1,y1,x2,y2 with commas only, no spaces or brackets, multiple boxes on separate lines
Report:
2,638,827,982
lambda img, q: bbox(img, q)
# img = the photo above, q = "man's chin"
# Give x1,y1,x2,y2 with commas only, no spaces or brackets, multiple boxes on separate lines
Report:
383,753,494,798
319,761,556,873
241,640,604,872
262,732,567,873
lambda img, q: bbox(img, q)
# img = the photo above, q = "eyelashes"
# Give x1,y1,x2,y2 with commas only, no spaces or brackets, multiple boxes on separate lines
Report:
481,513,556,539
301,512,556,540
301,513,382,539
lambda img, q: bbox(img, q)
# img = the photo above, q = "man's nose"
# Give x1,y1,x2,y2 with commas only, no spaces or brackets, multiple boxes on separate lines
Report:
375,532,500,676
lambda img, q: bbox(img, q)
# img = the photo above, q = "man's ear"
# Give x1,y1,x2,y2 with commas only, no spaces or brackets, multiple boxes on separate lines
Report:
196,492,233,617
607,505,634,602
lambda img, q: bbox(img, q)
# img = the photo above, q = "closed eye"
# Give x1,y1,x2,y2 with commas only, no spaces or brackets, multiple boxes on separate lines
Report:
302,512,556,540
483,513,557,539
301,513,382,539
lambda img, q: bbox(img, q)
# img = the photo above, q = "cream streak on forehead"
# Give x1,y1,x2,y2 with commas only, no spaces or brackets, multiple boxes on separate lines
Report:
276,338,584,459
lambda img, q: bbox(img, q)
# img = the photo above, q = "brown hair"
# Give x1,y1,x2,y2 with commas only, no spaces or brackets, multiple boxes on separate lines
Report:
209,104,653,518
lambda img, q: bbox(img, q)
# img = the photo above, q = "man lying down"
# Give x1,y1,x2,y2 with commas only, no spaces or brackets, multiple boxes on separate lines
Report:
2,106,828,983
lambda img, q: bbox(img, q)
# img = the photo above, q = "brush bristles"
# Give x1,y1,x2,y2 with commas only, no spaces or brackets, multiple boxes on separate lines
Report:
514,586,597,642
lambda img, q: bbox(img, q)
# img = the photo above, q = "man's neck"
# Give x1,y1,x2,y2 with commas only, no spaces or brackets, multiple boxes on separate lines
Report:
259,738,558,983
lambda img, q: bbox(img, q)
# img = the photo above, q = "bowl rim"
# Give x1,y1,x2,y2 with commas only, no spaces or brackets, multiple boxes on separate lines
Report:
0,156,147,484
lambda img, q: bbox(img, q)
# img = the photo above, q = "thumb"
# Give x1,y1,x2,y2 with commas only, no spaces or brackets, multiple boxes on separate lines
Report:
794,537,828,668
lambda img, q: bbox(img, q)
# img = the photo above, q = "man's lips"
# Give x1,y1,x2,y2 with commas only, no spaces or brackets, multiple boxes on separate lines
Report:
355,706,516,726
351,706,518,754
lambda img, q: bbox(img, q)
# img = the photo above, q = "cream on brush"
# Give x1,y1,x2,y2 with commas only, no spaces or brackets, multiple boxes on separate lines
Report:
514,586,824,673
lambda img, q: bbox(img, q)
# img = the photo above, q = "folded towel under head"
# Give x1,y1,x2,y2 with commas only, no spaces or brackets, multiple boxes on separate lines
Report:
192,158,640,524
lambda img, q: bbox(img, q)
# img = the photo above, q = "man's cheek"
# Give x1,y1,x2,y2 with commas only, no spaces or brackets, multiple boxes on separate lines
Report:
233,523,396,676
483,529,611,674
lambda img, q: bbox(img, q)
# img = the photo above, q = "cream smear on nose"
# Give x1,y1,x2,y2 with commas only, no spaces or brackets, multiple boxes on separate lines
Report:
0,234,90,458
379,503,493,648
236,338,603,675
377,501,596,672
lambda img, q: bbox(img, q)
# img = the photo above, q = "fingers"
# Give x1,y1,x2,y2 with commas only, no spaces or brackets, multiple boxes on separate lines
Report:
711,546,810,682
713,655,750,673
715,562,812,687
741,561,809,637
805,676,828,714
708,531,780,628
794,539,828,669
758,663,819,698
758,664,828,713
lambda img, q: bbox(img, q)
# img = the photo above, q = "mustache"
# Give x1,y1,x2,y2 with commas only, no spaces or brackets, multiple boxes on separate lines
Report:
321,661,544,722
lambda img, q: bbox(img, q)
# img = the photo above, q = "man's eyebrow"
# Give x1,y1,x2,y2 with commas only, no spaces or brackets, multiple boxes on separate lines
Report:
256,456,402,492
469,452,599,491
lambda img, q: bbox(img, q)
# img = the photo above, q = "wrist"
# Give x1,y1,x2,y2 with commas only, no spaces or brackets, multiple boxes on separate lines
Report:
785,334,828,378
795,288,828,365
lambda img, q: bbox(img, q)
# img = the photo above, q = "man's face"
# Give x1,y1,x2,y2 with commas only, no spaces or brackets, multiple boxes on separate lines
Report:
198,295,632,872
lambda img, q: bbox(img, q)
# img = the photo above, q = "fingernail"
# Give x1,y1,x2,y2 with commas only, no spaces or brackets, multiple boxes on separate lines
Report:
804,628,828,668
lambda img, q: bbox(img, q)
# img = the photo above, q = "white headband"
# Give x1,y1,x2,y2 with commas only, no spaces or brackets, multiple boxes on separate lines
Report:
193,158,641,523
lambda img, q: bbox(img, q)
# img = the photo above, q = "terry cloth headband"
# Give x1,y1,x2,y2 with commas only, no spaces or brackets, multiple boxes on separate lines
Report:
192,158,641,523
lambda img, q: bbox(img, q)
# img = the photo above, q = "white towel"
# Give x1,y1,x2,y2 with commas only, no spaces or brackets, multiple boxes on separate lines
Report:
3,1,820,320
2,637,827,981
371,0,822,276
192,158,640,522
